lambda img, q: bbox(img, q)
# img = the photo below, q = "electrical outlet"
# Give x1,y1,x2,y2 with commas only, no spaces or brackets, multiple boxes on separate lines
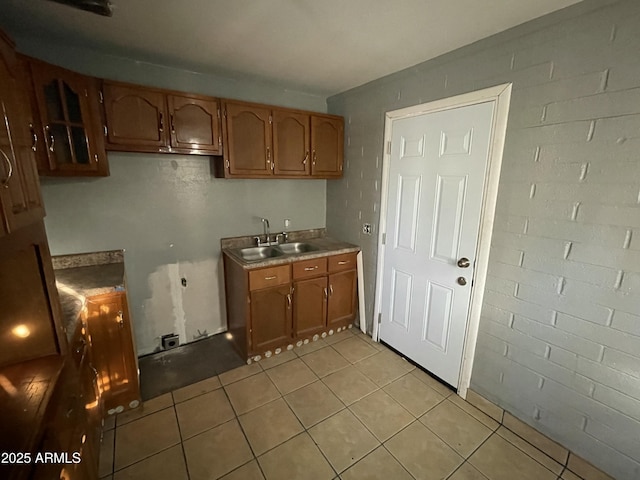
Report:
362,223,372,235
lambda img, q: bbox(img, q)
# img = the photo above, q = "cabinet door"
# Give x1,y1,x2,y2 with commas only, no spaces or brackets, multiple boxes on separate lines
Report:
168,94,221,154
85,292,140,413
273,109,310,176
311,115,344,178
293,276,327,339
250,284,292,354
0,38,45,235
103,82,168,150
327,270,357,329
223,102,272,177
30,61,107,176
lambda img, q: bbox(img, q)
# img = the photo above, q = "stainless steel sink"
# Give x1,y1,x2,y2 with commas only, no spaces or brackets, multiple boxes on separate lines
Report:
276,242,319,254
237,246,284,262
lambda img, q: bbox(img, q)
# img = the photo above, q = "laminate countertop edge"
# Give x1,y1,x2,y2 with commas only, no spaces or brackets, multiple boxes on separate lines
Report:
52,250,126,340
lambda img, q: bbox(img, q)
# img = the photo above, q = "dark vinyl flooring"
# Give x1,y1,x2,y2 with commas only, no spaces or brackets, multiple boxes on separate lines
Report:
138,333,244,400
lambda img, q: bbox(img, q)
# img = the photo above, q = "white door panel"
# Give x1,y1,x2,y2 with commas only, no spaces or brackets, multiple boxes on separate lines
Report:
380,101,495,387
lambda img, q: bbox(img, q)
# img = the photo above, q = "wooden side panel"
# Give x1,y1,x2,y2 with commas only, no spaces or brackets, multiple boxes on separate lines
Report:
0,221,64,366
85,291,140,413
222,253,249,359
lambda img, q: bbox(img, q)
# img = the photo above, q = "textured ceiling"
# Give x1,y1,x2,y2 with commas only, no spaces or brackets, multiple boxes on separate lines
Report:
0,0,583,95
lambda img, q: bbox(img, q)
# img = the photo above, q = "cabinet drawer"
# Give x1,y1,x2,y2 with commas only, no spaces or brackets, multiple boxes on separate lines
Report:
292,257,327,279
249,265,290,291
328,252,357,273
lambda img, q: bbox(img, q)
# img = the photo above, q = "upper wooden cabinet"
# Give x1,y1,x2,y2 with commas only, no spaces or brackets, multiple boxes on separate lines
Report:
168,94,222,153
218,100,344,179
311,115,344,178
222,101,271,176
103,82,222,156
103,83,167,150
273,109,310,176
27,59,108,177
0,33,45,236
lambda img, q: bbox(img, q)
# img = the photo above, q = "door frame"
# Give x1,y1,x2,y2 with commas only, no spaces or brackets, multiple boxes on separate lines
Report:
372,84,512,398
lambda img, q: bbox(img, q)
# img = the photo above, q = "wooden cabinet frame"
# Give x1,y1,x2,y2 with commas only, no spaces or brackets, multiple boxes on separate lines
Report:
217,100,343,179
223,251,358,359
26,58,108,177
103,81,223,156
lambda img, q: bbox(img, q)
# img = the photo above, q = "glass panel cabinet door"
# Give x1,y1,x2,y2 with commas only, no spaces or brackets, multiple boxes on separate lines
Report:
29,60,108,176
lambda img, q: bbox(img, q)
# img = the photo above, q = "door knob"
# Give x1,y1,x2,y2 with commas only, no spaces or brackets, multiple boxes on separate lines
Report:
457,277,467,286
457,257,470,268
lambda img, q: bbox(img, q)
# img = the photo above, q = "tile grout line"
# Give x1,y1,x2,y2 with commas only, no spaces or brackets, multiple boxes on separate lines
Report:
172,399,193,480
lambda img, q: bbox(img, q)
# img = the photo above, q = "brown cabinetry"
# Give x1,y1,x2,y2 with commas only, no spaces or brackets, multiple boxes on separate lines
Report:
84,291,140,414
27,59,108,176
327,253,358,329
222,101,272,176
223,249,358,359
103,82,222,155
273,109,310,176
311,115,344,178
219,101,343,179
0,34,45,236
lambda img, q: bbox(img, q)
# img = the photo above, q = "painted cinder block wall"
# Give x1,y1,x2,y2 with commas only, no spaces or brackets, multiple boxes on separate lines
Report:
12,39,328,356
327,0,640,478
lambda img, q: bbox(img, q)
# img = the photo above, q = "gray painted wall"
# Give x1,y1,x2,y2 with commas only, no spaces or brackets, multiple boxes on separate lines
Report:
327,0,640,478
18,41,328,356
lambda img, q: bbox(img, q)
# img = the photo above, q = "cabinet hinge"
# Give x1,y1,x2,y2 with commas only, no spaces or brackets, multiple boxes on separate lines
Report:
269,115,272,124
218,135,222,146
224,109,227,117
382,233,386,245
386,141,391,155
103,125,108,137
226,159,230,169
84,89,89,98
217,108,221,119
99,90,104,103
378,313,382,325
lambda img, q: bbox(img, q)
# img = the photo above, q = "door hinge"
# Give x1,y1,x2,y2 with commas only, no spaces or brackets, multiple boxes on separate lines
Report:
378,313,382,324
386,141,391,155
382,233,386,245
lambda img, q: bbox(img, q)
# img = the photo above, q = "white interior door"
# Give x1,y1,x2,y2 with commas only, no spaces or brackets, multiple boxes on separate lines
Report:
379,101,495,388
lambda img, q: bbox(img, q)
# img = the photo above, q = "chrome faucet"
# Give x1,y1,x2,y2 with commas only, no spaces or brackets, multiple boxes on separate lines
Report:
261,218,271,245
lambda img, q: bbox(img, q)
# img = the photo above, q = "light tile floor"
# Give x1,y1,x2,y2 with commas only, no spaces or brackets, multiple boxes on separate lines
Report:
98,328,579,480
